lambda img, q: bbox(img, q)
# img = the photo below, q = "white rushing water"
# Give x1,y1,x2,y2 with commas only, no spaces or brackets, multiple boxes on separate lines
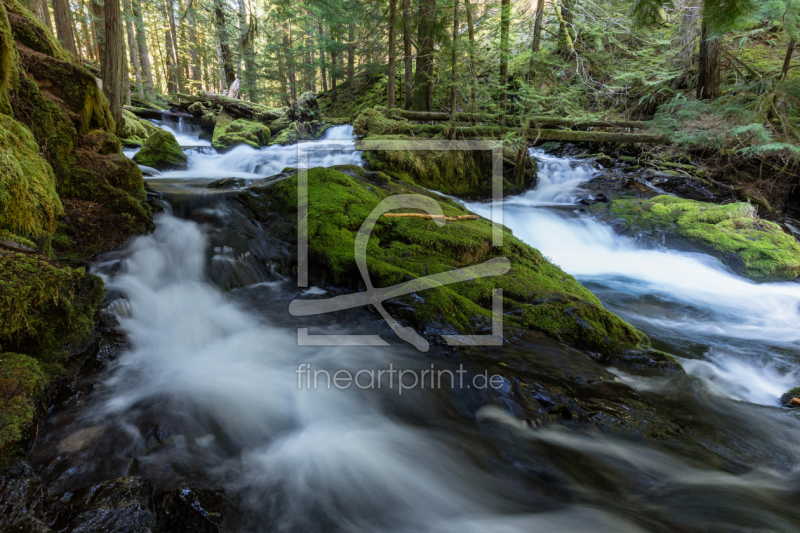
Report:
465,151,800,406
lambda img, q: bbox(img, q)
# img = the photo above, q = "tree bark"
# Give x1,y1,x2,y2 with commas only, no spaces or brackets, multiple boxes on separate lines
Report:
697,22,720,100
102,0,125,128
411,0,433,111
23,0,46,25
122,0,142,97
347,23,354,84
465,0,476,107
532,0,545,54
555,0,575,57
275,22,289,104
402,0,412,109
164,0,181,92
52,0,78,55
283,25,296,101
782,37,796,80
499,0,509,126
388,0,397,109
89,0,105,63
214,0,236,87
42,0,54,34
131,0,155,97
318,19,328,93
449,0,458,113
186,4,200,89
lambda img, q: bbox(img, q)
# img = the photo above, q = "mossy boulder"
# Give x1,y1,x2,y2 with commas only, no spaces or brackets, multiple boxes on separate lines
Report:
289,91,321,123
267,120,327,146
118,109,159,146
0,0,18,116
187,101,206,115
3,0,71,62
238,167,676,367
0,113,62,236
16,44,113,134
594,195,800,282
0,252,104,357
0,352,46,456
212,109,270,150
133,129,187,170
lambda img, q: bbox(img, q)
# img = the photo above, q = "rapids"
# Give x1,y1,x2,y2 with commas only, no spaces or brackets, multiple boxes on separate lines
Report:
26,122,800,532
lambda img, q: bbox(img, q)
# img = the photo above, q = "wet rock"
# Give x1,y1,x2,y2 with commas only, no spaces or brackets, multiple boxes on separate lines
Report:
780,386,800,407
289,91,321,123
42,476,157,533
133,130,188,171
154,487,238,533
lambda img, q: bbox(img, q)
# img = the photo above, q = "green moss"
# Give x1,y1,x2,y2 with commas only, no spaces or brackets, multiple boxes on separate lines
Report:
267,121,324,146
119,109,159,146
3,0,71,61
212,112,270,150
0,229,34,248
0,114,62,236
0,1,18,116
187,101,206,115
0,352,46,455
0,252,104,358
353,107,411,136
600,195,800,282
133,129,187,170
241,168,656,359
785,386,800,398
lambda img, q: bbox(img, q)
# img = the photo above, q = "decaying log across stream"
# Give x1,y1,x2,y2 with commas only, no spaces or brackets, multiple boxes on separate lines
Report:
393,110,649,130
401,124,669,144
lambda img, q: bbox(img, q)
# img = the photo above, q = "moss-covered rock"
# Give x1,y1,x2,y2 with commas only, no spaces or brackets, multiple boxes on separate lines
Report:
318,70,399,123
3,0,71,62
267,120,327,146
0,114,62,236
0,252,103,358
594,195,800,282
0,352,46,456
0,0,17,116
238,167,672,364
211,109,270,150
16,43,113,134
289,91,321,123
118,109,159,146
187,101,206,115
133,129,187,170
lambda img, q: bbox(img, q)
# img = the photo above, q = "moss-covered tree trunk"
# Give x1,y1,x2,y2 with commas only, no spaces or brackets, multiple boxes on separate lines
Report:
102,0,125,127
782,37,796,80
52,0,77,55
214,0,236,88
402,0,412,110
131,0,155,97
697,22,719,100
22,0,46,26
388,0,396,110
555,0,575,58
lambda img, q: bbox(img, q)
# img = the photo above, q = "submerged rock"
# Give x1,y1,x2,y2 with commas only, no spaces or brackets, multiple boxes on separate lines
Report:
133,130,188,170
594,195,800,282
237,167,672,364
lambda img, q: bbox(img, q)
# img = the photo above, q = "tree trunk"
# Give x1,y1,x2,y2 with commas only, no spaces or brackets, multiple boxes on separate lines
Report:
531,0,545,54
449,0,458,113
283,25,296,101
42,0,54,34
402,0,412,109
275,22,289,104
388,0,397,109
411,0,433,111
52,0,78,55
465,0,476,107
122,0,142,97
187,10,200,89
670,0,701,89
90,0,105,63
318,19,328,93
214,0,236,87
102,0,125,128
78,0,94,61
165,0,181,92
347,23,354,84
23,0,46,25
131,0,155,97
499,0,509,126
164,27,177,94
782,38,796,80
697,22,720,100
555,0,575,57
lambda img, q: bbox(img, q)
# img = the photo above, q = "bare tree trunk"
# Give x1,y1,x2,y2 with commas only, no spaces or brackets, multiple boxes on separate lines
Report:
387,0,397,109
531,0,545,54
347,23,354,84
411,0,433,111
23,0,46,25
164,27,177,93
102,0,125,128
52,0,78,55
782,37,796,80
283,25,296,101
670,0,701,89
78,0,95,61
90,0,105,64
465,0,476,107
122,0,142,97
402,0,412,109
318,19,328,93
42,0,54,34
499,0,509,126
214,0,236,87
449,0,458,113
697,22,720,100
165,0,182,92
131,0,155,97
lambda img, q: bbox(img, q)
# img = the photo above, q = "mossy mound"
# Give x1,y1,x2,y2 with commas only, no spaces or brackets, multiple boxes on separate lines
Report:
0,114,62,236
267,120,328,146
0,0,18,115
238,167,672,365
0,252,103,358
133,129,187,170
596,195,800,282
289,91,321,123
3,0,71,62
16,44,113,134
212,110,270,150
118,109,159,146
0,352,46,456
318,69,399,122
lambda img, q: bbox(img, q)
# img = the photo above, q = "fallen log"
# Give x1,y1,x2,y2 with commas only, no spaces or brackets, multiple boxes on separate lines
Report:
173,93,283,121
404,125,669,144
382,213,479,221
124,106,193,120
0,240,36,253
393,110,648,129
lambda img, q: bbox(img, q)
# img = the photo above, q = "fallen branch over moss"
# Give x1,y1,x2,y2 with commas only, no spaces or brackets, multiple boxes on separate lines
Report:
393,110,649,129
382,213,479,221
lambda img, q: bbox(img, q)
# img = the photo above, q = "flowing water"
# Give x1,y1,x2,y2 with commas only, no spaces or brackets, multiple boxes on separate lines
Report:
32,126,800,531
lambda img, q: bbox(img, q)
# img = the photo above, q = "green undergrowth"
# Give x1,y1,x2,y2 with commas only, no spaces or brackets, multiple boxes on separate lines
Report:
239,166,677,367
318,70,400,123
133,129,187,169
0,352,46,459
212,112,270,149
598,195,800,282
0,0,17,115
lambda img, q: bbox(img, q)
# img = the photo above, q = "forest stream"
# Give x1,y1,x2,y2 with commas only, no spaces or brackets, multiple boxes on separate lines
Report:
23,121,800,532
